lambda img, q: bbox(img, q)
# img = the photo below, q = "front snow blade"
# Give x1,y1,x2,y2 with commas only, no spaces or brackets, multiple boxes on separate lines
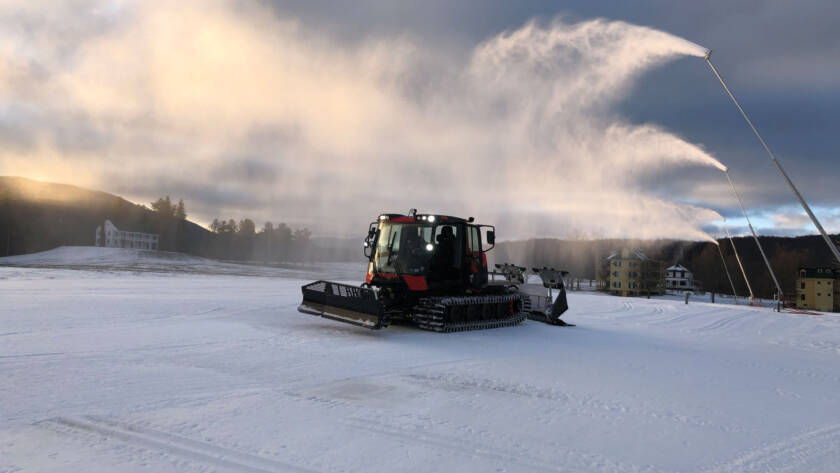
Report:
298,280,387,329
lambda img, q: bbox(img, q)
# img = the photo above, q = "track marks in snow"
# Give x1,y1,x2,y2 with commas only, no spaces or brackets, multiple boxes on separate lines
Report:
700,422,840,473
343,417,655,473
693,314,745,334
344,417,562,473
768,337,840,356
39,416,321,473
404,373,745,433
0,351,65,360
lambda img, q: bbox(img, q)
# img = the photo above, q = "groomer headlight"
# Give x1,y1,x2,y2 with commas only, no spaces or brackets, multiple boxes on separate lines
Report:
425,243,434,251
379,215,388,221
428,215,436,223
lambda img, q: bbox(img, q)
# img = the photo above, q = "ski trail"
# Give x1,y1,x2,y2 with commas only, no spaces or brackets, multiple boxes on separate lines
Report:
700,422,840,473
39,416,322,473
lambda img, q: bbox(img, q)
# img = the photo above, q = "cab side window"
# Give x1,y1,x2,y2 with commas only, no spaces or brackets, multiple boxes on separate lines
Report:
467,226,481,253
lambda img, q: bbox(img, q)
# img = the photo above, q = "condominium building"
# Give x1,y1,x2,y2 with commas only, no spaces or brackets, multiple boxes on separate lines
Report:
606,248,665,297
795,267,839,312
95,220,159,250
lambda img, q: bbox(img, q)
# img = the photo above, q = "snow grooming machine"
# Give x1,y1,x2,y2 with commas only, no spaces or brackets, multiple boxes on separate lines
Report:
299,210,571,332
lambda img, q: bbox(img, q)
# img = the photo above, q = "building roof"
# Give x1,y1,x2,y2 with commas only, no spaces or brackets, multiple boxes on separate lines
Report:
99,219,159,236
606,249,650,261
798,267,839,279
667,264,691,272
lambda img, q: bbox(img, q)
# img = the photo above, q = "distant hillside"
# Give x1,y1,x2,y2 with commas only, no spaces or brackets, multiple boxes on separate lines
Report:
0,176,355,263
0,176,213,256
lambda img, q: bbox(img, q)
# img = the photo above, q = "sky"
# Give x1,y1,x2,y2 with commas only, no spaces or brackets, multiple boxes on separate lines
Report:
0,0,838,240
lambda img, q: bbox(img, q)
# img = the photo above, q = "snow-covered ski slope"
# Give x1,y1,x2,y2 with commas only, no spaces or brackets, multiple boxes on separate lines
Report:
2,250,840,472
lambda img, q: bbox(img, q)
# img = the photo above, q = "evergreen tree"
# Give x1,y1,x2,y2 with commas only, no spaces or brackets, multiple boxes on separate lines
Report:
150,196,175,217
238,219,256,236
175,199,187,220
292,228,312,262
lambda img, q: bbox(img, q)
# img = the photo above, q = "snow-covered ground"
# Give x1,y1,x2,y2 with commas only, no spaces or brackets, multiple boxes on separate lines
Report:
0,246,363,281
2,251,840,472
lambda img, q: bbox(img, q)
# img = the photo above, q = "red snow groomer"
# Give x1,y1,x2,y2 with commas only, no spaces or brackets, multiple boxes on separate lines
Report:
298,210,571,332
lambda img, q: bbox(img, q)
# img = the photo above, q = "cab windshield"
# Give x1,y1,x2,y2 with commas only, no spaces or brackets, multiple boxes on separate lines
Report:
373,221,460,275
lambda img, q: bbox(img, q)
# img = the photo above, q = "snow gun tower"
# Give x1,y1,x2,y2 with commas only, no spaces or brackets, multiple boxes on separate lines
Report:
705,50,840,267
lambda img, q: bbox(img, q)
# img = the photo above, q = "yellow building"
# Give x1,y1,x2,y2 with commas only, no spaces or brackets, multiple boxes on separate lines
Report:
606,248,665,297
795,267,839,312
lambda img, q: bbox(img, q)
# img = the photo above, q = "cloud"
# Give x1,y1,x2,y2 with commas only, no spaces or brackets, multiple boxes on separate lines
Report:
0,0,728,240
767,207,840,234
771,210,812,230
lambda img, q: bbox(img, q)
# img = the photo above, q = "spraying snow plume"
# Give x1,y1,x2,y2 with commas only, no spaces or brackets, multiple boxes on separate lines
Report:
0,1,724,240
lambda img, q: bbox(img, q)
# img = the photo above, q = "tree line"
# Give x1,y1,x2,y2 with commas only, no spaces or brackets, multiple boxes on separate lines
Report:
147,196,321,262
206,217,314,262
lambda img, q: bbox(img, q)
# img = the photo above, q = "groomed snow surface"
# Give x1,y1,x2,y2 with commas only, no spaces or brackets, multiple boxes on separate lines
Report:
2,247,840,473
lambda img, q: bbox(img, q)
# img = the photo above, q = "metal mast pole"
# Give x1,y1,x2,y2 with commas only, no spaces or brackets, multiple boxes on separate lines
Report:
716,241,739,305
725,169,784,300
705,50,840,265
723,217,754,302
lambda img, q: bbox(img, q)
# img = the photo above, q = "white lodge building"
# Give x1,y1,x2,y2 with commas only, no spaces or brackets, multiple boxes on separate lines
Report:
666,264,694,291
95,220,159,250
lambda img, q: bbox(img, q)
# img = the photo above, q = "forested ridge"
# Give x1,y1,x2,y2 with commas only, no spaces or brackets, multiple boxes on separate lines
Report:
0,176,354,262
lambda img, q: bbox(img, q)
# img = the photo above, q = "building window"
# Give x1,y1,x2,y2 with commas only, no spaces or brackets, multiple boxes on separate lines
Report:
817,293,821,297
801,294,805,301
801,282,806,289
680,281,686,286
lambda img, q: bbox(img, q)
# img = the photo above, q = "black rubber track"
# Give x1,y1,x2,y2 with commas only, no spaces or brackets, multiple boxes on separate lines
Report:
411,293,527,332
